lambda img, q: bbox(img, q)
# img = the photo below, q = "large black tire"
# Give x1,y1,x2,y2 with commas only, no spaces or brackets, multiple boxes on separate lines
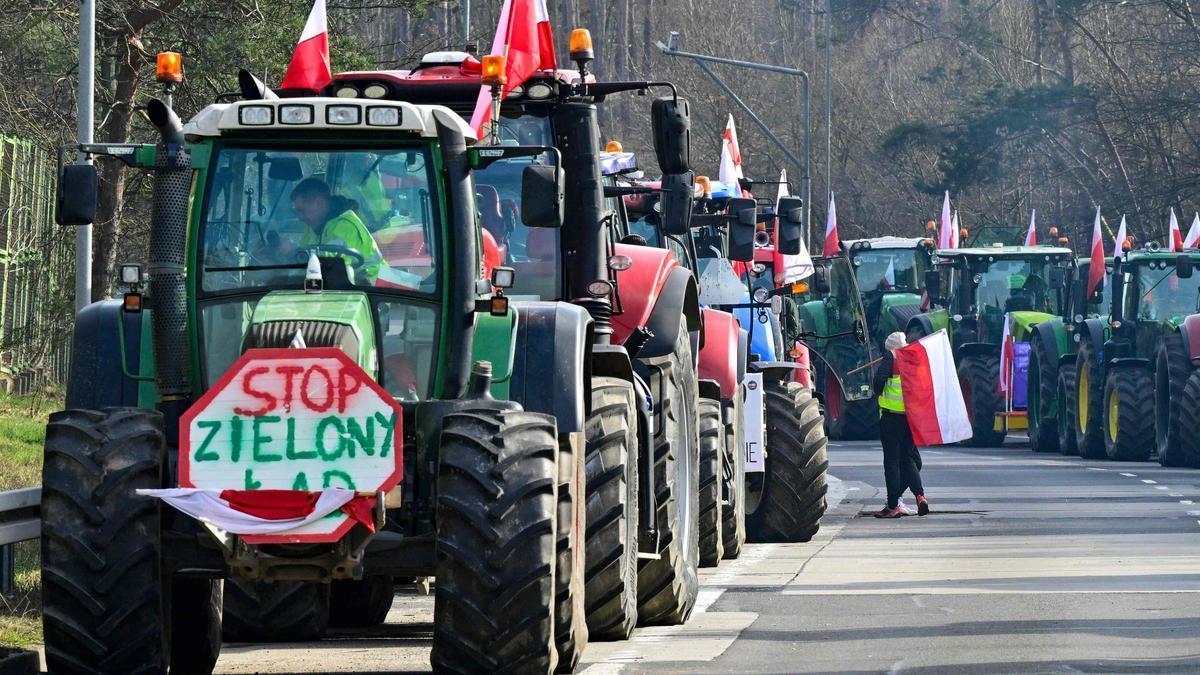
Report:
697,398,724,567
1027,335,1060,453
1057,368,1079,456
583,377,639,641
826,392,879,441
554,430,588,672
958,354,1005,447
171,578,223,674
1175,369,1200,468
223,579,330,642
431,407,560,673
329,576,394,628
720,387,746,560
41,408,200,674
637,319,700,626
746,380,828,543
1103,369,1155,461
1155,333,1192,466
1075,340,1106,459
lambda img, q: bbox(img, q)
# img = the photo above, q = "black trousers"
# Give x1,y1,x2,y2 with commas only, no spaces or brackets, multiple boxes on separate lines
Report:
880,410,923,509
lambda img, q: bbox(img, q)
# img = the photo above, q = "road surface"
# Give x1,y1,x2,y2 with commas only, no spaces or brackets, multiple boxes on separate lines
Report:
214,438,1200,673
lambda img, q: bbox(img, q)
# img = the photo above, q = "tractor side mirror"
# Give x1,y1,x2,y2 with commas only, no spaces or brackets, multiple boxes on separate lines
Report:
924,269,941,301
1049,266,1066,289
776,195,804,255
1176,255,1194,280
520,164,565,228
660,172,693,235
853,319,867,344
726,197,757,262
57,164,98,225
813,264,831,294
651,97,691,175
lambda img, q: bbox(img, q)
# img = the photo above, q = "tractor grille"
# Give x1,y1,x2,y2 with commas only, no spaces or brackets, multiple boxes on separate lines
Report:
244,321,360,357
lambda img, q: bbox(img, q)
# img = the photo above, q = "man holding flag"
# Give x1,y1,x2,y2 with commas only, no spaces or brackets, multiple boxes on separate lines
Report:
872,332,930,518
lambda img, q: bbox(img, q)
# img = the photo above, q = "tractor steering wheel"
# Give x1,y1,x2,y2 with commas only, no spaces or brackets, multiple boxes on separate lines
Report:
297,244,367,268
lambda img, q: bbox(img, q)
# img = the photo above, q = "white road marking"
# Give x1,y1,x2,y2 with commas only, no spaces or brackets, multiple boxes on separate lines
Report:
1142,479,1158,484
1121,473,1137,477
1087,467,1108,471
1181,500,1194,505
1156,486,1170,490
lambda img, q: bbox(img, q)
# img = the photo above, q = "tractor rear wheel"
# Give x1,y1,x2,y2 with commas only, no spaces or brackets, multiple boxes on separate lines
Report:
1175,369,1200,468
958,354,1005,447
431,407,559,673
1102,369,1154,461
583,377,639,641
1028,337,1059,453
637,319,700,626
721,387,747,560
554,430,588,672
1057,368,1079,456
171,577,223,673
698,398,724,567
746,380,828,543
1155,333,1192,466
223,579,330,642
823,370,879,441
1075,341,1106,459
329,576,393,628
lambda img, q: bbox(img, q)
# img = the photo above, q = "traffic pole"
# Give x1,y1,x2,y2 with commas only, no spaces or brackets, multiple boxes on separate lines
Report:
75,0,95,313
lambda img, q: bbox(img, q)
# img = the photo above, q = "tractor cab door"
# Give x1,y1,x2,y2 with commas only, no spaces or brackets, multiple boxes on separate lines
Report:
793,256,877,402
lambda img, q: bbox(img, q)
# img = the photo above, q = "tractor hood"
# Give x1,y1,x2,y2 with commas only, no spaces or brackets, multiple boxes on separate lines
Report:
242,291,378,379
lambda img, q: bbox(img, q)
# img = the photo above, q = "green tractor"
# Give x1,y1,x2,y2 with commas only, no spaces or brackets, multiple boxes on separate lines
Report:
907,245,1074,446
1024,256,1111,454
45,78,615,672
1071,246,1200,462
832,236,936,439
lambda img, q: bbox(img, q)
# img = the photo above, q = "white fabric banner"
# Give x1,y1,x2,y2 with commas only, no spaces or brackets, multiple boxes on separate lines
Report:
137,488,356,535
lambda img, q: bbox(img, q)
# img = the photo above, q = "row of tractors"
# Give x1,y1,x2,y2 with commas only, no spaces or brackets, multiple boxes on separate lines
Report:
40,31,879,674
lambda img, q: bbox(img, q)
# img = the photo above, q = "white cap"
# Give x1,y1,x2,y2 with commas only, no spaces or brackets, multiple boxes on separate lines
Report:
885,332,907,353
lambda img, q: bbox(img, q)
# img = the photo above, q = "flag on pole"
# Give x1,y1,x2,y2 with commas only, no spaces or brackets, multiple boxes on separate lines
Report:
823,192,840,256
938,191,954,249
1112,215,1127,259
137,488,378,535
1169,208,1184,252
1186,213,1200,250
895,330,972,445
280,0,332,92
772,169,814,283
719,115,744,197
1024,210,1037,246
883,257,895,288
1086,207,1105,299
469,0,557,139
952,210,961,248
998,314,1014,398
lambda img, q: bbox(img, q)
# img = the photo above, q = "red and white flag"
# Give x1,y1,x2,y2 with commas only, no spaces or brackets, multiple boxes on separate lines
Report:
772,169,814,283
1112,215,1127,259
938,191,954,249
469,0,557,139
1169,208,1184,252
280,0,332,92
998,314,1015,399
1024,210,1037,246
138,488,378,535
823,192,840,256
1186,213,1200,250
719,115,744,197
1086,207,1105,299
895,330,972,445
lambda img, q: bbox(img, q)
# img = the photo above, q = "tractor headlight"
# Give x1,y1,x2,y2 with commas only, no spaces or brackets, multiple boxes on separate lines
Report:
119,263,142,285
526,82,555,99
366,107,401,126
363,83,389,99
326,105,362,125
279,104,314,125
335,84,360,98
586,280,612,297
239,105,273,126
490,266,516,289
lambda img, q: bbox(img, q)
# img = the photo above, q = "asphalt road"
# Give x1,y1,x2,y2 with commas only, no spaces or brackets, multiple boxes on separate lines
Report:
214,438,1200,674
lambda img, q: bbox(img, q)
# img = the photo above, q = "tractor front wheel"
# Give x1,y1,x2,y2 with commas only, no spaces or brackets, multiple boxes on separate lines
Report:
698,398,724,567
1102,369,1154,461
223,580,330,642
1174,369,1200,468
431,407,560,673
721,387,747,560
329,576,394,628
1057,368,1079,456
554,429,589,672
1075,341,1106,459
958,354,1005,447
1028,337,1059,453
1155,333,1192,466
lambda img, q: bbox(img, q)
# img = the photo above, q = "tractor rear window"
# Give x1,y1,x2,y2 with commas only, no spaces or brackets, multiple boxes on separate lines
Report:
973,258,1062,315
199,145,441,295
854,249,919,293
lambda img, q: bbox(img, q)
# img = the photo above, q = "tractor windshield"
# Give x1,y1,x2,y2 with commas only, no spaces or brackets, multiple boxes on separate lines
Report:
972,257,1062,316
473,110,559,300
199,144,441,294
795,257,876,401
1132,262,1200,321
854,248,921,293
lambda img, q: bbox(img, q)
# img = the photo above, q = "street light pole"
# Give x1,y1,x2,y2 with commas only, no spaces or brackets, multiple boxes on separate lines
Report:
75,0,95,313
824,0,832,209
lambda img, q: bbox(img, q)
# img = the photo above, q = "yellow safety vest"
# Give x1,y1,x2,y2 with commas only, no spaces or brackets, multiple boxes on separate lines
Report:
300,208,385,283
878,374,905,413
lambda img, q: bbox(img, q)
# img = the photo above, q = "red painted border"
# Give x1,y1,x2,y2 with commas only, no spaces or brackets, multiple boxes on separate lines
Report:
179,347,403,544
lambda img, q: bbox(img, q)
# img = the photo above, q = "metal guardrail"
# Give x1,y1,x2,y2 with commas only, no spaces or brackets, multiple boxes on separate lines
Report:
0,486,40,595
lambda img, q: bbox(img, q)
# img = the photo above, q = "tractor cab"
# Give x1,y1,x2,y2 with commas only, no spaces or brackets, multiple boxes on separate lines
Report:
843,236,935,352
1106,247,1200,361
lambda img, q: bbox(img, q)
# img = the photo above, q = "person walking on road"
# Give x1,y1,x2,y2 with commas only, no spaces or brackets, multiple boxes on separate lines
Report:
873,331,929,518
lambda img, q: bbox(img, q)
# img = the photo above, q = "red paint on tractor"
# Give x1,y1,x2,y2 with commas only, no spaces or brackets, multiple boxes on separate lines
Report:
610,242,680,346
697,308,740,399
1181,314,1200,362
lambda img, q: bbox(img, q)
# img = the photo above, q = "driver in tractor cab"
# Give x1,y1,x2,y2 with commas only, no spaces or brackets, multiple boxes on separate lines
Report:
288,177,385,283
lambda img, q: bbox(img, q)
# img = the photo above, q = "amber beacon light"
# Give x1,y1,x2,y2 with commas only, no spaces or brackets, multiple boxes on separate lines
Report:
156,52,184,84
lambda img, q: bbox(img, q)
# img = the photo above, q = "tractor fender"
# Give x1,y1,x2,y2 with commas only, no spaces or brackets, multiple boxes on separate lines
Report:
66,300,155,409
905,313,937,340
610,242,680,346
1078,318,1107,360
1029,319,1066,364
697,308,740,399
956,342,999,361
749,360,805,386
1177,314,1200,364
636,266,702,360
1108,357,1150,372
737,327,749,384
698,379,722,402
591,343,635,385
508,301,593,433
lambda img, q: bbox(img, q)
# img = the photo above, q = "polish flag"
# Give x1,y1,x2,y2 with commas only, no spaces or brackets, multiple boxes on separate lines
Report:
469,0,558,139
1112,215,1127,259
938,191,954,249
1186,213,1200,250
823,192,840,256
1086,207,1105,299
998,314,1014,398
1024,210,1037,246
1169,208,1184,252
280,0,332,92
772,169,814,283
895,330,972,445
138,488,378,535
719,115,744,197
952,210,961,248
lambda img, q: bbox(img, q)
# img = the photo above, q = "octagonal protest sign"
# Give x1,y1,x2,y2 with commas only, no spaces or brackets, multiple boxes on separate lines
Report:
180,348,402,543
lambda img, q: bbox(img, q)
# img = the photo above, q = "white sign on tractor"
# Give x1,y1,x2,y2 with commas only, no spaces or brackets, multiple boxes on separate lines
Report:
743,373,765,472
